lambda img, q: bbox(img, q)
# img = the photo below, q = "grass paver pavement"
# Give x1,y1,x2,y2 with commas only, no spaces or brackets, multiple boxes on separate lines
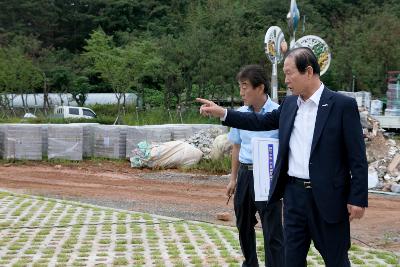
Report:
0,191,398,267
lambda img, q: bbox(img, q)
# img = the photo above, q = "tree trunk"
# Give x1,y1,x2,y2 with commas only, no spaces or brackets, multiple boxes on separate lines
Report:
43,72,49,116
20,94,27,112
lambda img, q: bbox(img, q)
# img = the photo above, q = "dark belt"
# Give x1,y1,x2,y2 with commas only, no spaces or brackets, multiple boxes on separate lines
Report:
289,176,312,189
239,163,253,171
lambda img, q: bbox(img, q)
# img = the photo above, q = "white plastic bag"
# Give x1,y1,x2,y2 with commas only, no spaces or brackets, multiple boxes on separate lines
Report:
209,134,232,160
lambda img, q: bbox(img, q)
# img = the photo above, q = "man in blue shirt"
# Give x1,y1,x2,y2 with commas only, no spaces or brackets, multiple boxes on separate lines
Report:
227,65,284,267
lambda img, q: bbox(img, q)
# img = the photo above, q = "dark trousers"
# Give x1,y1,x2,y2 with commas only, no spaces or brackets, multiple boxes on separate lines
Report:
283,179,351,267
234,166,284,267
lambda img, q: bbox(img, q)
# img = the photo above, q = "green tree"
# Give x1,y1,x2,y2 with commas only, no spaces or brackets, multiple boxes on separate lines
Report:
0,46,42,111
51,67,74,105
83,28,135,114
330,7,400,95
71,76,91,106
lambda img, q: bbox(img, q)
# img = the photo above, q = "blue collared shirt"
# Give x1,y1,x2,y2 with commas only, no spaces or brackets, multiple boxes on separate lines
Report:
228,97,279,164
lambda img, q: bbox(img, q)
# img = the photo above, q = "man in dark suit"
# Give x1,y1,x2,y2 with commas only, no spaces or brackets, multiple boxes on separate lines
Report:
197,47,368,267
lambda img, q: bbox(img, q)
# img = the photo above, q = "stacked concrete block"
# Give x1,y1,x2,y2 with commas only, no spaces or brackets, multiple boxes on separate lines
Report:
70,123,99,158
48,125,83,160
370,100,383,116
164,124,197,140
126,125,172,158
386,83,400,116
93,125,127,159
0,125,5,158
355,91,371,111
163,124,228,141
41,124,49,157
0,124,42,160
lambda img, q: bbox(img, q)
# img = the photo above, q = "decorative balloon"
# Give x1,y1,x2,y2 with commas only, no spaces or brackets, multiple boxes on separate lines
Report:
264,0,332,100
264,26,286,64
295,35,331,76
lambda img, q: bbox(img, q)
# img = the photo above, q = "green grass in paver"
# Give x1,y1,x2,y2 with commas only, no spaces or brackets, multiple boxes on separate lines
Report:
9,243,24,250
131,213,141,220
59,215,73,225
33,260,50,267
167,241,181,262
79,245,91,253
57,253,69,262
316,255,325,265
78,253,90,259
24,248,36,254
19,215,30,222
131,224,142,234
350,255,365,265
133,253,145,264
142,213,153,221
151,249,162,261
12,259,32,267
373,251,399,265
180,236,190,244
363,253,374,259
87,226,97,236
115,244,126,252
132,237,142,244
133,246,145,253
99,238,111,244
147,227,157,237
113,257,128,266
307,259,315,266
102,223,111,232
201,225,235,265
115,239,128,245
5,251,18,257
175,225,198,258
116,224,127,234
97,252,108,257
42,247,56,255
153,259,166,266
71,261,86,267
18,234,29,241
0,220,12,228
173,260,186,267
0,192,398,267
383,256,399,265
190,255,203,265
62,237,77,249
117,212,127,220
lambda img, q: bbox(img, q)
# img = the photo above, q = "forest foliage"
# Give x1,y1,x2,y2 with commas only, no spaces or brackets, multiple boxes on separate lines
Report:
0,0,399,110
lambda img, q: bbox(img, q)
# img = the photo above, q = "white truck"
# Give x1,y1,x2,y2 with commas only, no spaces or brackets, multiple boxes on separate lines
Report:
54,106,97,119
373,115,400,129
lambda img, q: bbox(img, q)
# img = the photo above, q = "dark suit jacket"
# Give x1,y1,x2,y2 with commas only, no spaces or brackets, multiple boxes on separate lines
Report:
223,87,368,223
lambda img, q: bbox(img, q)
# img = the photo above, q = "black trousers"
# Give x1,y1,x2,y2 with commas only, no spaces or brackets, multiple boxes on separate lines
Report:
234,165,284,267
283,179,351,267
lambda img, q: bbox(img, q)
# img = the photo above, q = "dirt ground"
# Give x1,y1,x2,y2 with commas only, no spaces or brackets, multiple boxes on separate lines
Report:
0,161,399,253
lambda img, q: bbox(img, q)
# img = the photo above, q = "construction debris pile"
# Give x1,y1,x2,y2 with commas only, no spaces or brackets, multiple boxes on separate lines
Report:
364,112,400,193
185,128,228,159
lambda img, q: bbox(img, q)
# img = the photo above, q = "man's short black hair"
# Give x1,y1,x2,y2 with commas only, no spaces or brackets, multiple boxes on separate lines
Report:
236,64,270,94
285,47,320,75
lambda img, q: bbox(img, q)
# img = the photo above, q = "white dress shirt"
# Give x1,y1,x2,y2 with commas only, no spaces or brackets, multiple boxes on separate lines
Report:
288,83,324,179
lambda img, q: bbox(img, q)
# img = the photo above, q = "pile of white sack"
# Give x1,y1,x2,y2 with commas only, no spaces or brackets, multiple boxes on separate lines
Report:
130,128,232,169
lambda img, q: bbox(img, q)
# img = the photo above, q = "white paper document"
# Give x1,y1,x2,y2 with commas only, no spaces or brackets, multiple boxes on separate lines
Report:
251,137,279,201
